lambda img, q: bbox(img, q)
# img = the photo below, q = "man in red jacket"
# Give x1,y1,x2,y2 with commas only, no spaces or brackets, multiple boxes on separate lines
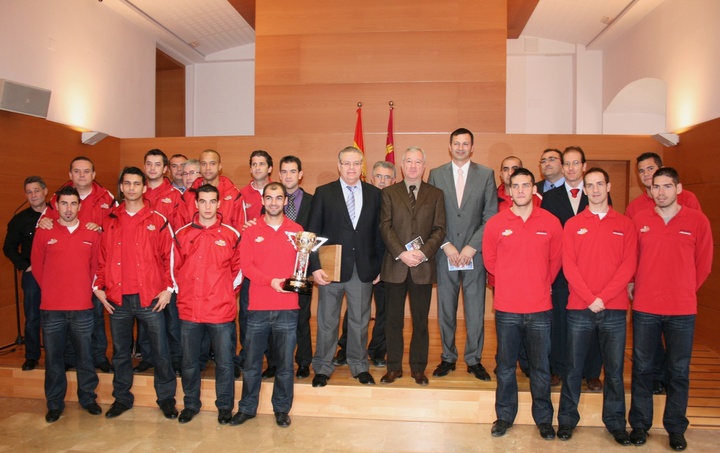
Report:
231,182,302,428
482,168,563,441
31,186,101,423
557,168,637,444
93,167,178,420
629,167,713,451
173,184,242,425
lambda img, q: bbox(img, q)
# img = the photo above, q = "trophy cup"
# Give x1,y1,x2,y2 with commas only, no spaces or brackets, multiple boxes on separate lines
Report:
283,231,328,295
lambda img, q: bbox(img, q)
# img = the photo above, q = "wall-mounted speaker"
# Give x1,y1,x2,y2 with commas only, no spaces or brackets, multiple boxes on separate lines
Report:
0,79,52,118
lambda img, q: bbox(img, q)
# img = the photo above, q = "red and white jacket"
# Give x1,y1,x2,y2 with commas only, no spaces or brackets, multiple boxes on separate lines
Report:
144,178,183,230
94,201,174,307
179,176,244,230
45,180,114,227
625,190,701,219
173,215,242,324
31,223,101,311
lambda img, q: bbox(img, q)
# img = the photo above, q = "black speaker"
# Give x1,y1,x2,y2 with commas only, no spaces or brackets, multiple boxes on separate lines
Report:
0,79,51,118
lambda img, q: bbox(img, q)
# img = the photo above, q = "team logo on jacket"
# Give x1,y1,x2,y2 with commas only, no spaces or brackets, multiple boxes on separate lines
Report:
501,229,513,236
612,230,624,236
640,226,650,233
255,236,264,243
147,224,156,231
48,238,58,245
224,195,233,201
679,230,692,236
161,197,172,204
215,240,227,246
535,231,548,235
101,203,110,209
577,228,588,235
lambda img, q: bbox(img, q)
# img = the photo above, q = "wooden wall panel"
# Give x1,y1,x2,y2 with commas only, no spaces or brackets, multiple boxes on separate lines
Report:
0,112,120,347
156,69,185,137
665,117,720,352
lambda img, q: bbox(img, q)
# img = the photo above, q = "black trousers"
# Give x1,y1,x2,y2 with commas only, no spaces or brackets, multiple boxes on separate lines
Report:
385,274,432,374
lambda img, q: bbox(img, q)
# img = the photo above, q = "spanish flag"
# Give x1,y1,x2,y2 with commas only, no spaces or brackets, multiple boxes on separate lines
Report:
353,106,366,179
385,106,395,164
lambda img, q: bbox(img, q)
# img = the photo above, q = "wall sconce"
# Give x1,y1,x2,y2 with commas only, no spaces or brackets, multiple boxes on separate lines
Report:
651,133,679,147
81,131,108,145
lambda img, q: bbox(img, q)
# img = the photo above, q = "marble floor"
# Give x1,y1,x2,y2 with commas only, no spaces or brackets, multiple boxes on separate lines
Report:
0,396,717,453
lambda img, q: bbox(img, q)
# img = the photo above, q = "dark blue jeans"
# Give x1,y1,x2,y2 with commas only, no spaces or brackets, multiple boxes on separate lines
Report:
136,292,182,368
181,320,235,411
239,310,297,415
238,279,272,367
42,309,98,411
22,271,42,361
630,311,695,434
108,294,176,408
64,294,109,367
495,310,553,426
559,309,627,431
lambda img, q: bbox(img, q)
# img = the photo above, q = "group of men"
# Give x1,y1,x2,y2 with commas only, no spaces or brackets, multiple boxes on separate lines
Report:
3,129,712,451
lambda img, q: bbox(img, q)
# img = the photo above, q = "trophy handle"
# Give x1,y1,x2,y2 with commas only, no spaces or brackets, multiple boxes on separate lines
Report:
311,236,329,252
285,231,298,246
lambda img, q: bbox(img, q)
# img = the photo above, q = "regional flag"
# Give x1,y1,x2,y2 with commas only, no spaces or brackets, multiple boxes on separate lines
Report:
353,106,366,179
385,106,395,164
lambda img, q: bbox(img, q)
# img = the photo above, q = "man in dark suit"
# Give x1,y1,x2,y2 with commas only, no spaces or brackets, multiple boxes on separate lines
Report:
379,147,445,386
427,128,497,381
307,146,384,387
278,155,314,379
535,148,565,195
540,146,603,390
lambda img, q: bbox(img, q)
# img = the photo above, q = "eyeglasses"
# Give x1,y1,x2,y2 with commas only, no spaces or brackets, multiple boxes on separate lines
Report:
181,171,198,177
340,161,363,168
563,160,583,168
539,157,559,164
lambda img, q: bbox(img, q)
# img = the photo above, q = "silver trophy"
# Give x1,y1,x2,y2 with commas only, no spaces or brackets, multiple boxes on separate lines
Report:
283,231,328,295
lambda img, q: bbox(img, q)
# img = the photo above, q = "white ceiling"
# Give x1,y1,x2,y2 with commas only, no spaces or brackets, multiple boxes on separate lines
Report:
102,0,667,65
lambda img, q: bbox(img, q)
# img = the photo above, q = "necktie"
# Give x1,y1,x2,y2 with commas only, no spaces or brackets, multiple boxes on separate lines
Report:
549,183,555,190
456,168,465,208
346,185,356,223
408,185,416,210
286,192,297,221
570,188,580,198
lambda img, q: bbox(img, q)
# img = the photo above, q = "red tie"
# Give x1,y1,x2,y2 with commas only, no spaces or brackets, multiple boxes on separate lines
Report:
570,188,580,198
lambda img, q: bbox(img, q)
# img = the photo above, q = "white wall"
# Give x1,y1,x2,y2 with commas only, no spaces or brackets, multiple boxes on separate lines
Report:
603,0,720,131
0,0,156,138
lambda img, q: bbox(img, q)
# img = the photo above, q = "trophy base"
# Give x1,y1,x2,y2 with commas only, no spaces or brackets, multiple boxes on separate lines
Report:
283,278,313,296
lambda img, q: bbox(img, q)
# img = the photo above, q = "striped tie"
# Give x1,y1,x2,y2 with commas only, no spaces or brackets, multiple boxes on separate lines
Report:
346,185,356,224
409,185,416,211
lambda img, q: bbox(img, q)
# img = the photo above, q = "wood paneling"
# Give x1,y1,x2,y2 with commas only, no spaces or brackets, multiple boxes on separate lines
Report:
227,0,255,29
507,0,540,39
0,111,120,347
156,49,185,138
665,117,720,353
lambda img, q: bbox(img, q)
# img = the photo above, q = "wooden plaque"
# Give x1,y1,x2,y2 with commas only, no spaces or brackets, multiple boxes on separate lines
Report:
318,244,342,282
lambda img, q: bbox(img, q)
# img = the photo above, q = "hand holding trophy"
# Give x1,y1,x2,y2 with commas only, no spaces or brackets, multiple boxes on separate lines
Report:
283,231,328,295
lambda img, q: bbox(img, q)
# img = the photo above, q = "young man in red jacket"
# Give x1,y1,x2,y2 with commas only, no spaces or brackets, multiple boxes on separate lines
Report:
173,184,242,425
93,167,178,420
629,167,713,451
231,182,302,428
482,168,563,441
31,186,102,423
557,168,637,444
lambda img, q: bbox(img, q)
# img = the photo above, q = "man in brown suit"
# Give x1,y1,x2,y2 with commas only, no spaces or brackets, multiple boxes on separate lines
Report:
379,147,446,385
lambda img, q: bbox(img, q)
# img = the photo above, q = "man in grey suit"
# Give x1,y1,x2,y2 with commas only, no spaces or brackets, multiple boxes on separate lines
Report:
307,146,384,387
427,128,498,381
379,147,446,386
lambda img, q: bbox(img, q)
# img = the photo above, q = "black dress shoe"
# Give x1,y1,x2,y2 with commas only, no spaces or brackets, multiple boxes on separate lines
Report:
432,361,456,377
557,425,574,440
85,402,102,416
159,400,178,419
105,401,131,418
611,429,631,445
22,359,38,371
296,366,310,379
332,350,347,366
380,370,403,384
45,409,62,423
491,420,512,437
261,366,277,379
653,380,665,395
96,360,113,373
229,412,255,426
234,364,242,379
312,374,329,387
467,363,491,381
411,371,429,386
178,408,198,424
133,361,154,373
275,412,291,427
669,432,687,451
538,423,556,440
372,357,387,367
354,371,376,385
629,428,649,445
218,409,232,425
